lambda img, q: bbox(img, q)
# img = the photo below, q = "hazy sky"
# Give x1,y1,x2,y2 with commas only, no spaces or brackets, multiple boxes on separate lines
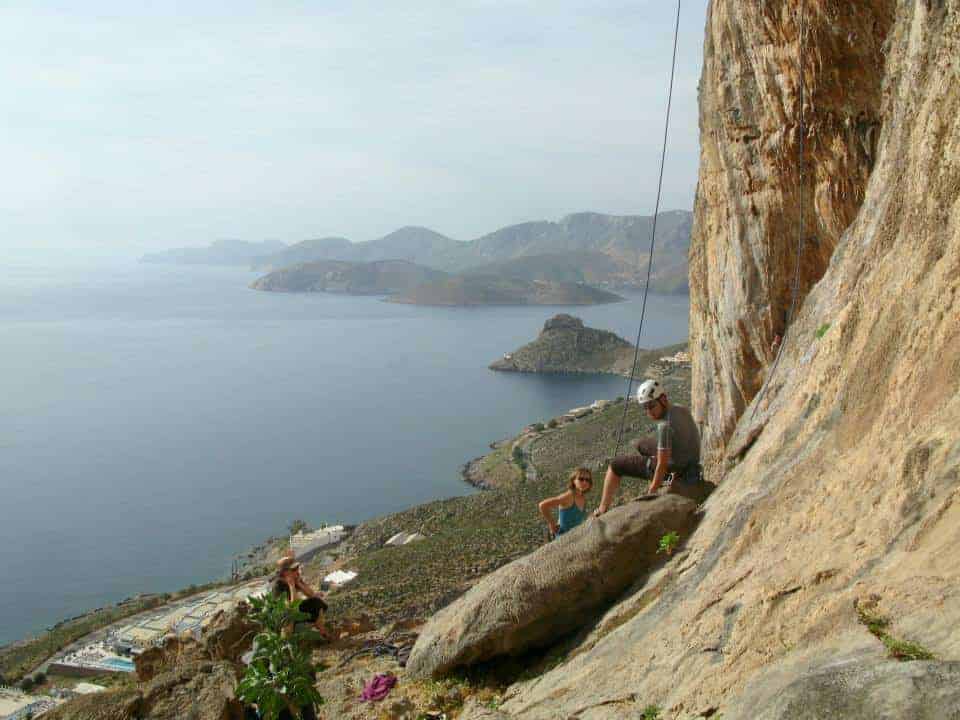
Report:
1,1,707,254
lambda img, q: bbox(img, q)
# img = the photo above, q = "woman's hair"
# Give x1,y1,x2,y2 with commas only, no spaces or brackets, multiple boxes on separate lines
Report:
567,467,593,493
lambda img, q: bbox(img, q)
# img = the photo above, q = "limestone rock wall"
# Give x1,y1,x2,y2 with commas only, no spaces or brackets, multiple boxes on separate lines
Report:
690,0,895,469
464,1,960,717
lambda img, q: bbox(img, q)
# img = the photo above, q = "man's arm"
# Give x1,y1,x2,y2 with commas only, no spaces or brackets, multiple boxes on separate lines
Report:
648,447,671,493
295,577,320,599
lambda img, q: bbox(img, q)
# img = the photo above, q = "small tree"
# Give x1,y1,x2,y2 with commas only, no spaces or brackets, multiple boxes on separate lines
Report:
511,445,527,470
288,519,311,536
239,594,324,720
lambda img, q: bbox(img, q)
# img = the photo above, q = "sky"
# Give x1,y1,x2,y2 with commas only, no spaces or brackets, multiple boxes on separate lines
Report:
0,1,707,255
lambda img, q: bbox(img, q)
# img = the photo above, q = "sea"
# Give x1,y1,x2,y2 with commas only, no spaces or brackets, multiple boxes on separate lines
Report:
0,256,689,645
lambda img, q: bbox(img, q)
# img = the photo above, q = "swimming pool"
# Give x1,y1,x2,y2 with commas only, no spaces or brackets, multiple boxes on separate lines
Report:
99,657,135,673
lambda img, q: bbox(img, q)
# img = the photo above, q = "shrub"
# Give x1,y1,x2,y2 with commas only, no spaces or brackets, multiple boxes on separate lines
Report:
239,593,325,720
288,519,310,536
657,532,680,556
547,419,559,429
19,675,34,691
532,422,545,432
246,593,310,635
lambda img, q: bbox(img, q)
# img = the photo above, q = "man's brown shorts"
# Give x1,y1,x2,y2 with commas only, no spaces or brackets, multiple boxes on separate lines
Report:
609,454,655,479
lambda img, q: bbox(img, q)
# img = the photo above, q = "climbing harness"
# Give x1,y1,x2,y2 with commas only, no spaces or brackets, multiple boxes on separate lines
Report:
748,0,807,426
612,0,682,458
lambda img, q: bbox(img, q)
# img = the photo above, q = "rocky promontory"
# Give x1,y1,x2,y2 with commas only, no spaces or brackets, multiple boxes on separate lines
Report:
490,314,684,377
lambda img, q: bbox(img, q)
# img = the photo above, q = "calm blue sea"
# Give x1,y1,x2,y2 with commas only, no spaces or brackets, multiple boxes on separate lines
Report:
0,258,688,644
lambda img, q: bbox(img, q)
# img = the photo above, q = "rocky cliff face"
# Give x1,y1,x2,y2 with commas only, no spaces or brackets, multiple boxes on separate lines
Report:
689,0,895,468
464,1,960,717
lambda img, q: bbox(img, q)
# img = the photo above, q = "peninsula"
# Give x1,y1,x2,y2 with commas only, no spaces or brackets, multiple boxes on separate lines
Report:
388,277,623,306
249,259,445,295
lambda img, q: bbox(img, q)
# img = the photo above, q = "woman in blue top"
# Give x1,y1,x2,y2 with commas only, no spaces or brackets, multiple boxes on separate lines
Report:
538,467,593,539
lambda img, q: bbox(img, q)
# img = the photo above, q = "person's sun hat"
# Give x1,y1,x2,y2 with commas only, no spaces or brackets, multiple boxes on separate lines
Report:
276,556,301,573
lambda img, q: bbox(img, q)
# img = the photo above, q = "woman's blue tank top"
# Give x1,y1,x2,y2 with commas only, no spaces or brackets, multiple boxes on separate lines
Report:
557,502,586,535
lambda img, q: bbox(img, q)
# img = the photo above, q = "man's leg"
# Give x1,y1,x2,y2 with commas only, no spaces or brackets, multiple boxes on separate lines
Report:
299,598,333,639
596,465,622,515
596,455,654,515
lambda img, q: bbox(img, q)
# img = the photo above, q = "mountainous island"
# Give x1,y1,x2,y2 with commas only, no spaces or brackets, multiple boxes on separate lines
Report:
252,259,624,306
145,211,694,296
249,259,446,295
489,313,684,376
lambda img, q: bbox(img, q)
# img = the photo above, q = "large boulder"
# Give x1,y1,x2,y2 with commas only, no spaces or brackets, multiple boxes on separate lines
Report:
406,494,699,678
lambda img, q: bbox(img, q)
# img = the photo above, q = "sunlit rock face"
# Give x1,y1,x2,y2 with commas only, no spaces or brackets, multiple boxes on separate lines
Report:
689,0,895,470
460,1,960,717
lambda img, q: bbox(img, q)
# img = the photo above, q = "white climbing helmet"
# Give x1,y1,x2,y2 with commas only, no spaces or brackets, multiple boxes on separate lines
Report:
636,379,664,406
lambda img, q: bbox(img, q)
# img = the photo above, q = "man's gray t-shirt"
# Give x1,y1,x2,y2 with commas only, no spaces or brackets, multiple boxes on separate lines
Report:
656,404,700,469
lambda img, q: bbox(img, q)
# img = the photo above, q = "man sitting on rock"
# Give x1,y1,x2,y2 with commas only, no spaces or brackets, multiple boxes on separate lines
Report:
594,379,705,516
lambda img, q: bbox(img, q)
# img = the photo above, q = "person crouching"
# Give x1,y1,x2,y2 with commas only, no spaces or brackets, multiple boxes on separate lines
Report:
273,556,331,639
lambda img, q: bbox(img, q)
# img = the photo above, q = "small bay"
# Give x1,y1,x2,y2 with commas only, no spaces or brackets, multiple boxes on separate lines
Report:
0,259,688,644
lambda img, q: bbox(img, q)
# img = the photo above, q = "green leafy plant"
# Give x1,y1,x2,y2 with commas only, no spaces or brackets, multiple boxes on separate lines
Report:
247,592,311,634
658,532,680,556
238,593,324,720
533,422,545,432
815,322,831,339
547,418,559,429
641,705,662,720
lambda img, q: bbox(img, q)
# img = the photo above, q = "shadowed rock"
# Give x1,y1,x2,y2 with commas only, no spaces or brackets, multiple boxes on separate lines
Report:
406,494,699,679
745,659,960,720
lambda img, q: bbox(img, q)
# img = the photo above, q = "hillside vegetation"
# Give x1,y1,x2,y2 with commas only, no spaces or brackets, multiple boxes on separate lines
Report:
326,362,690,625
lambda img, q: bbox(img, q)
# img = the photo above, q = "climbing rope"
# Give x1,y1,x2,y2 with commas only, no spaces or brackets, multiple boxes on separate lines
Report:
747,0,807,426
611,0,683,458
